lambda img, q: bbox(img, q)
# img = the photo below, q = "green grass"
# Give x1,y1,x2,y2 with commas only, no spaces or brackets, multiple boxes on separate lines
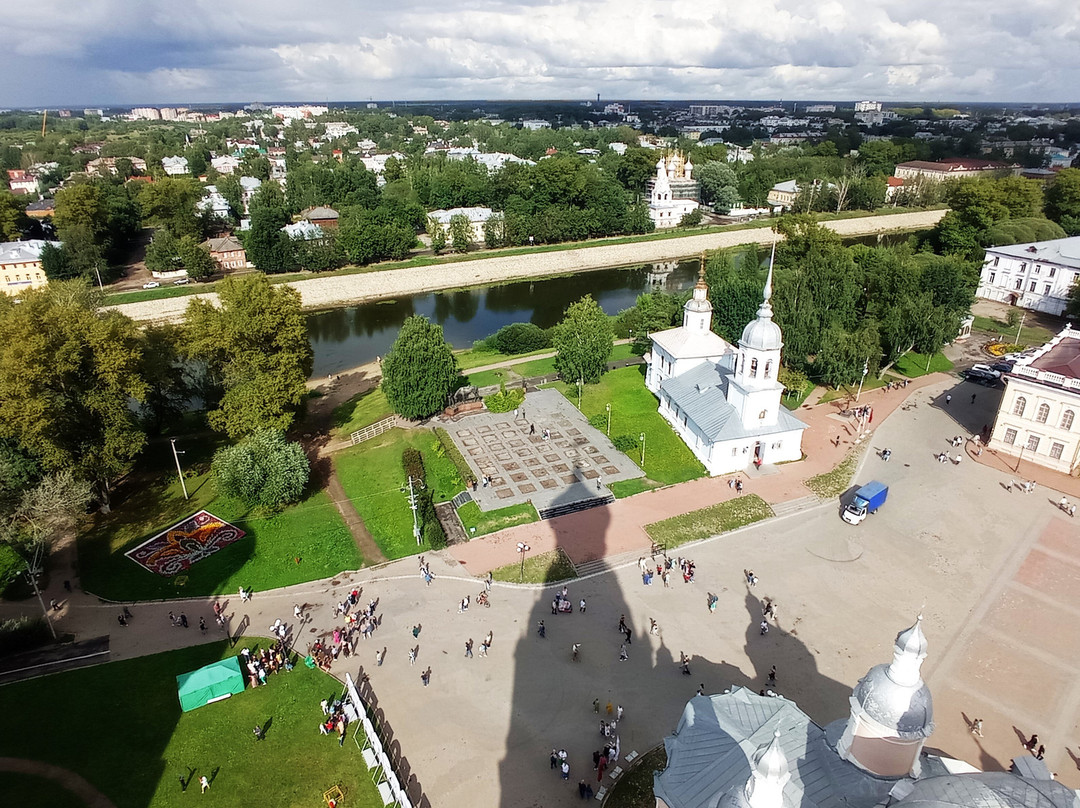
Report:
971,315,1055,347
609,478,664,498
0,772,84,808
0,640,380,808
334,428,466,559
644,495,773,549
805,446,865,498
457,501,540,537
490,548,577,584
454,346,552,371
331,386,392,437
605,745,667,808
892,351,955,378
78,448,363,601
782,379,816,410
512,355,559,378
817,371,907,403
465,367,515,388
551,366,706,486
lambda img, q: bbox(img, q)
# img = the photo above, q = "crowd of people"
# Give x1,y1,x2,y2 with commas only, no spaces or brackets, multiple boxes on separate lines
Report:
240,643,293,688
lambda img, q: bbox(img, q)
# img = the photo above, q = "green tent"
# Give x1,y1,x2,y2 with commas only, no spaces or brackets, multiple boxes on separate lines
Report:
176,657,246,712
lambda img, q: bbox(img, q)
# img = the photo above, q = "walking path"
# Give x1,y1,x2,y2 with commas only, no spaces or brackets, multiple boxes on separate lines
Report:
0,758,118,808
111,210,947,324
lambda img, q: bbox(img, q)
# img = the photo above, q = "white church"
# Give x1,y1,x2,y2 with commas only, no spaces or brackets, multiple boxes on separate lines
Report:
648,152,700,229
644,259,807,475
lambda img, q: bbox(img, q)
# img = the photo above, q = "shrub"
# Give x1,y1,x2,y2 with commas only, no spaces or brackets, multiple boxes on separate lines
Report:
679,209,704,227
613,434,639,452
485,384,526,413
402,447,425,483
494,322,551,354
423,512,447,550
435,428,473,483
0,616,52,656
588,412,608,431
472,335,500,353
212,429,310,509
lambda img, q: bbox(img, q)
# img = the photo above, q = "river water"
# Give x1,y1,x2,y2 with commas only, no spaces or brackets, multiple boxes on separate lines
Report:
307,258,701,376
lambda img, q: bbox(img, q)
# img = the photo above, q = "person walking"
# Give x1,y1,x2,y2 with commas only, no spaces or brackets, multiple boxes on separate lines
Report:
572,643,580,662
561,760,570,780
579,598,586,613
409,648,417,666
971,718,984,737
377,647,386,666
767,665,777,687
294,604,303,620
200,776,210,794
412,624,422,638
199,617,206,633
593,698,600,714
946,394,952,406
485,630,493,648
180,613,189,628
619,643,628,661
253,724,263,741
760,620,769,636
465,638,474,658
971,393,977,405
421,667,432,686
551,749,559,770
1026,733,1039,752
537,620,546,638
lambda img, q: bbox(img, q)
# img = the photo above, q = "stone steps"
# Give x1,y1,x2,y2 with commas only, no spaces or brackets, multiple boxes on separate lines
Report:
769,495,822,518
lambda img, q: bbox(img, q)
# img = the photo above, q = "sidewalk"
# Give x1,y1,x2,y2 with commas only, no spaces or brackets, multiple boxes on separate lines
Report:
448,374,945,573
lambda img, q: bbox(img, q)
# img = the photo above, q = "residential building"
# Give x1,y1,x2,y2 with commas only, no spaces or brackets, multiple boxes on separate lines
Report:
131,107,161,120
323,122,358,138
198,186,231,219
766,179,798,210
854,100,882,113
976,236,1080,316
6,169,38,196
427,207,494,244
805,103,837,113
0,240,57,296
239,176,262,214
989,326,1080,474
210,155,241,175
271,105,328,121
646,153,700,229
521,119,551,130
25,199,56,219
644,260,807,475
203,236,249,270
688,104,734,118
653,616,1075,808
854,110,897,125
300,206,339,229
282,220,325,240
86,156,148,176
893,158,1014,182
161,156,189,176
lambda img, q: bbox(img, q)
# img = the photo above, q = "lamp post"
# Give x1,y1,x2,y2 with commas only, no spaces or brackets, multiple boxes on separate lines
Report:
516,542,530,583
404,476,425,546
639,432,646,467
855,359,869,403
170,438,189,500
577,378,583,410
606,403,611,436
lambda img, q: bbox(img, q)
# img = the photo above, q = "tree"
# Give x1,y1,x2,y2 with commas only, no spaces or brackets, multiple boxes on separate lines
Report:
552,295,614,384
137,324,190,434
483,212,506,248
448,214,472,253
1045,169,1080,235
211,429,309,509
679,209,704,227
39,242,78,281
615,149,657,193
337,208,416,265
380,316,460,420
0,191,27,241
137,177,204,239
183,274,313,439
696,162,739,207
245,182,294,273
0,281,148,507
180,236,217,280
428,216,447,255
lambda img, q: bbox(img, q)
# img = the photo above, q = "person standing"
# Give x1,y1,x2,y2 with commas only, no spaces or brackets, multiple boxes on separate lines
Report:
579,598,586,613
294,604,303,620
485,630,493,648
377,648,386,666
561,760,570,780
200,775,210,794
253,724,263,741
180,613,189,628
593,698,600,714
971,718,983,737
465,638,474,658
946,394,952,406
551,749,559,770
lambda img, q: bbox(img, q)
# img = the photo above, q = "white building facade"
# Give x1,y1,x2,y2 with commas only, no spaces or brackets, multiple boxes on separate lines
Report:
989,326,1080,474
647,153,700,229
644,261,806,475
976,236,1080,317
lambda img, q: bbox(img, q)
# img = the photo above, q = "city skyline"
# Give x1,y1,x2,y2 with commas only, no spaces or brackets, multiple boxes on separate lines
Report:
2,0,1078,108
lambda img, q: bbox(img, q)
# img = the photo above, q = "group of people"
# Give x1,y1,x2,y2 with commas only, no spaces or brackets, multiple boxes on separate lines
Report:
419,556,435,586
241,643,292,688
1058,497,1077,517
727,477,745,493
883,379,911,391
1006,479,1037,494
318,697,350,747
550,587,576,614
935,451,963,465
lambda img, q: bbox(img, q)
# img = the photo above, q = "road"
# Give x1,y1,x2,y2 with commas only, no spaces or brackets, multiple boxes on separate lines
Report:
109,209,947,324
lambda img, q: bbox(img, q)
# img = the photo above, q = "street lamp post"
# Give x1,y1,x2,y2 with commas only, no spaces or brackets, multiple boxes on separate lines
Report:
855,359,869,403
170,439,189,500
516,542,530,583
405,476,425,545
639,432,646,467
577,378,583,410
606,403,611,436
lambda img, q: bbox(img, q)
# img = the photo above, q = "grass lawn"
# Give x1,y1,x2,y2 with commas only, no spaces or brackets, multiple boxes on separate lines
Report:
551,366,707,487
644,495,773,550
454,346,552,371
971,315,1055,347
605,745,667,808
78,449,362,601
334,428,466,559
805,446,865,498
490,548,577,584
465,367,515,388
609,478,665,498
782,379,816,411
457,501,539,537
892,351,955,378
817,371,911,404
331,386,392,438
513,355,559,378
0,772,84,808
0,640,380,808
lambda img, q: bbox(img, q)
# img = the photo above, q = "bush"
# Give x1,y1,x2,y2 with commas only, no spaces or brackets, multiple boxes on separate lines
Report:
212,429,310,509
679,209,704,227
472,335,500,353
0,543,24,593
0,616,52,656
494,322,551,354
613,434,639,452
484,384,526,413
588,412,607,431
402,447,425,483
423,512,447,550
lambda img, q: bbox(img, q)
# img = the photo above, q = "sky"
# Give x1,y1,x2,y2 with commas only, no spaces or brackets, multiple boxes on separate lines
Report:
3,0,1079,107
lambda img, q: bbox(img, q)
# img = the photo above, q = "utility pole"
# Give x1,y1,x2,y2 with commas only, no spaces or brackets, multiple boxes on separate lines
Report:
27,544,56,640
855,359,869,403
406,476,422,545
170,439,189,500
606,403,611,436
639,432,646,467
517,542,530,583
1015,311,1026,346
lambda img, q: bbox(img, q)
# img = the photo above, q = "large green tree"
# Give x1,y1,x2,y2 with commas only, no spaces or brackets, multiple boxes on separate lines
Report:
552,295,614,384
0,191,27,241
696,161,740,210
245,182,295,273
183,274,313,438
0,281,148,507
1045,168,1080,235
211,429,309,509
380,316,460,420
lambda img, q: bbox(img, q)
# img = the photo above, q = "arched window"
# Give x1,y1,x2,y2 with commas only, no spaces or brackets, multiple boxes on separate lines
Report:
1036,403,1050,424
750,358,758,377
1063,410,1075,431
764,360,772,379
1013,396,1026,417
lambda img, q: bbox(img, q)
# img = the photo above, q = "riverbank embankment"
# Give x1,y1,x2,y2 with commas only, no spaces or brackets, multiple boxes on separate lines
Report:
111,209,947,324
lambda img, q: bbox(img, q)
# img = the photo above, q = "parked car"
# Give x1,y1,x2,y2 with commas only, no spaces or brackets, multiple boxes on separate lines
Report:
970,363,1001,378
142,281,160,289
173,277,191,285
966,367,999,384
990,360,1014,375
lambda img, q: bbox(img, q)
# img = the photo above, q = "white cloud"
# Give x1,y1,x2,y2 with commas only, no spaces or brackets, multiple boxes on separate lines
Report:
1,0,1078,105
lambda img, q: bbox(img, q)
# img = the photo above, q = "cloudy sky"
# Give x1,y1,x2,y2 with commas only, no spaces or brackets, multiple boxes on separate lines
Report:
3,0,1079,107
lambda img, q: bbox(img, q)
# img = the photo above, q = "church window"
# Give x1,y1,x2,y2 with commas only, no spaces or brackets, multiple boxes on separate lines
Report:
750,358,758,377
1051,442,1065,460
1036,403,1050,424
764,360,772,379
1062,410,1074,431
1003,428,1017,445
1013,396,1026,417
1026,435,1040,452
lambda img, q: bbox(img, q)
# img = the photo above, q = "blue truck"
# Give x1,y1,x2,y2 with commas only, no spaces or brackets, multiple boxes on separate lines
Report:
841,481,888,525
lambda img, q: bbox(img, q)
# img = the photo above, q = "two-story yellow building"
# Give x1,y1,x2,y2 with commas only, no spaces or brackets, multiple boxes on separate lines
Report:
0,240,57,296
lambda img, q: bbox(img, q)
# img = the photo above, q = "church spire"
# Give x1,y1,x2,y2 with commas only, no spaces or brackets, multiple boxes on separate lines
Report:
744,730,790,808
757,242,775,320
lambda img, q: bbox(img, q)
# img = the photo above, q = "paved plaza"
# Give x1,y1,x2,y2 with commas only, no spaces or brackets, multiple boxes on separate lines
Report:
6,375,1080,807
447,388,643,514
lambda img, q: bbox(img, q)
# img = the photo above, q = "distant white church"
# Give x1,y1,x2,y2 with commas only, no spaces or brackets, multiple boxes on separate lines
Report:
644,259,807,475
648,152,700,229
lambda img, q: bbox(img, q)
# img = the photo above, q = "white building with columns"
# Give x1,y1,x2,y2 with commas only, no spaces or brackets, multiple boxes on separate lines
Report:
976,236,1080,317
989,325,1080,474
644,260,806,475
